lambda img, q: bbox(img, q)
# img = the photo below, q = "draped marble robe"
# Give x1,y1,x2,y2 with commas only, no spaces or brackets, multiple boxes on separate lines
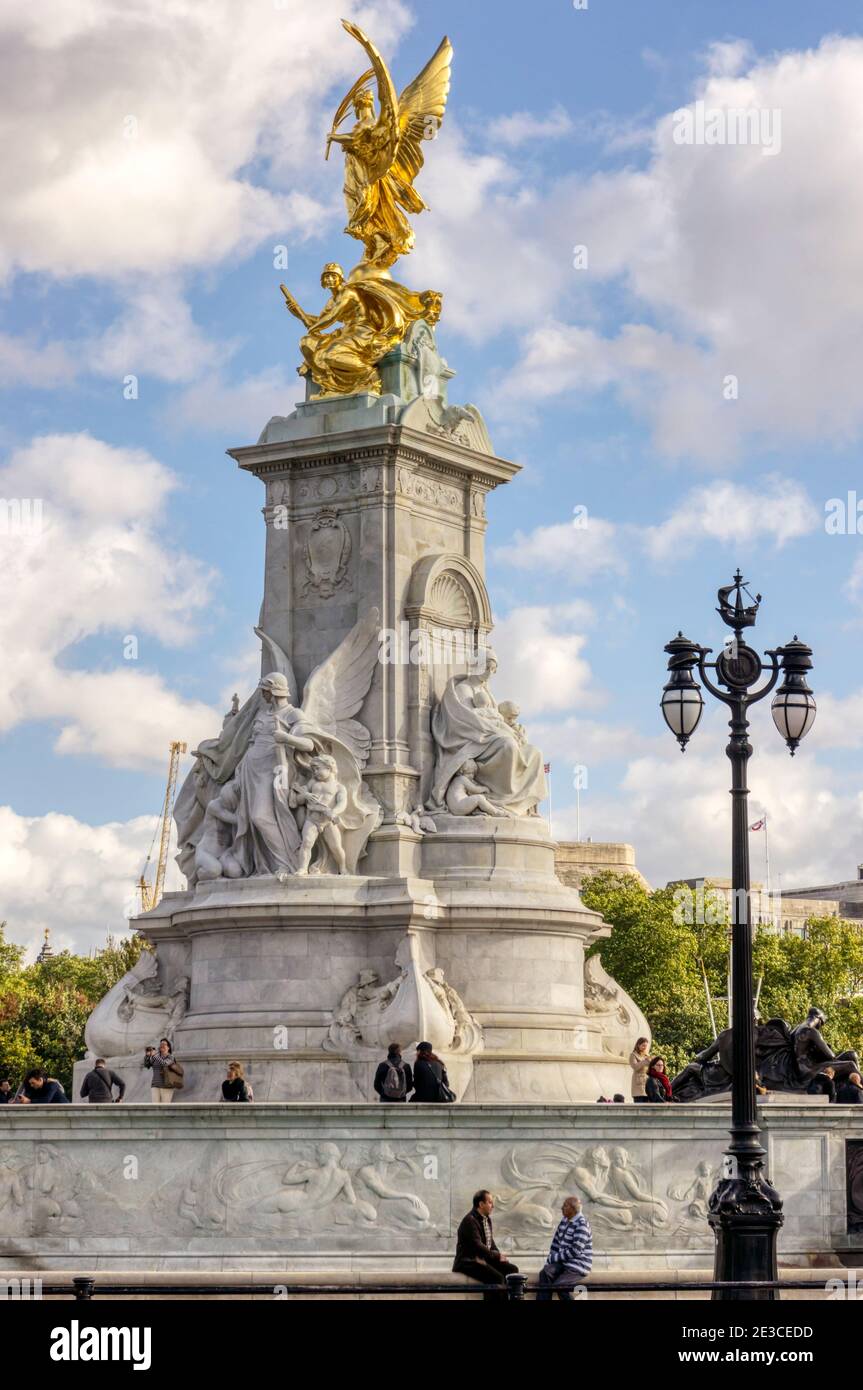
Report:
430,670,547,815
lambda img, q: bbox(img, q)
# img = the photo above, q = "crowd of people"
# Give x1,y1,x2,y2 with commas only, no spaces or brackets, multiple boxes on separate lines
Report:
0,1045,252,1105
4,1032,862,1110
0,1039,452,1106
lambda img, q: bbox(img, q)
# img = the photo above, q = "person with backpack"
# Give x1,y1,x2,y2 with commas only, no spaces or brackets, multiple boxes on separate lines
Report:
373,1043,413,1103
410,1041,455,1103
143,1038,184,1103
80,1058,126,1103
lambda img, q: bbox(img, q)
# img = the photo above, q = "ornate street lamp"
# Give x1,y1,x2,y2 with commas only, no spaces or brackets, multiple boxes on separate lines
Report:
661,571,816,1299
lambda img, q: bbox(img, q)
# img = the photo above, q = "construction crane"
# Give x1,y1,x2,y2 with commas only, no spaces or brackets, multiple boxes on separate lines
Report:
138,741,187,913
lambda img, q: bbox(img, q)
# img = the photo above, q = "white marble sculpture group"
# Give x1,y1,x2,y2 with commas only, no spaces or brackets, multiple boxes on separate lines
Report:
175,626,548,886
175,612,383,884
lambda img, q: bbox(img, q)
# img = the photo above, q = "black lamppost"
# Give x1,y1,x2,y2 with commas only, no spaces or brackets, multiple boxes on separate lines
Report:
661,572,816,1299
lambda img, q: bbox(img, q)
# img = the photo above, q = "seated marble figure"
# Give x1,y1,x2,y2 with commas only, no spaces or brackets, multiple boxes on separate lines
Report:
429,651,547,817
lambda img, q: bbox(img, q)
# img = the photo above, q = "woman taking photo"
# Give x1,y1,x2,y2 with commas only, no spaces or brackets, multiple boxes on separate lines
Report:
629,1036,651,1103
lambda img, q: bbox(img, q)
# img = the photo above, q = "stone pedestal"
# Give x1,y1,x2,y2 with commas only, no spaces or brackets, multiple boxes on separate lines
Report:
79,323,648,1110
79,815,642,1104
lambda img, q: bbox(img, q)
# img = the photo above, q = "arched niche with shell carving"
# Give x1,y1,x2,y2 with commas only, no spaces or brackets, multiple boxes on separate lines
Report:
405,554,493,800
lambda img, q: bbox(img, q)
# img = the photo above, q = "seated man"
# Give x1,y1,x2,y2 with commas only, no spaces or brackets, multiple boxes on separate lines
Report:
536,1196,593,1301
452,1190,519,1302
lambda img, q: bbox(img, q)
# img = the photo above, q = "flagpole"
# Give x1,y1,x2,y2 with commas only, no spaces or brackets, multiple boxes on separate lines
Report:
763,810,774,928
546,763,553,837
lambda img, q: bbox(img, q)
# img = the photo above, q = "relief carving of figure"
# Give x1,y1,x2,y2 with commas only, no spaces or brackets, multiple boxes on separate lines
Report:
174,611,382,884
84,950,190,1060
0,1149,26,1230
424,968,482,1052
30,1145,81,1234
258,1144,377,1226
607,1146,668,1228
495,1144,665,1239
325,940,481,1061
118,973,190,1034
355,1143,431,1230
669,1160,716,1222
325,970,399,1051
429,650,547,816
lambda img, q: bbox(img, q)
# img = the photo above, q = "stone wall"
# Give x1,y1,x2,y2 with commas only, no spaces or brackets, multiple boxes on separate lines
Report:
1,1103,860,1271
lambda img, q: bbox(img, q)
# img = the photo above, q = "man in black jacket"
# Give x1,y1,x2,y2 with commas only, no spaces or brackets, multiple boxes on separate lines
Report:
452,1190,519,1301
11,1068,70,1104
80,1059,126,1104
836,1071,863,1104
373,1044,413,1102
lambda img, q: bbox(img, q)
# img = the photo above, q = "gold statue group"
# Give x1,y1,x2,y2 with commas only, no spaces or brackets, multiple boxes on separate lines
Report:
280,20,451,398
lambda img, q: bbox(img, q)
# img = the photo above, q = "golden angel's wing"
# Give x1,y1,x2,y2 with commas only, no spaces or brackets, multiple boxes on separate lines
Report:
341,20,399,179
391,36,453,198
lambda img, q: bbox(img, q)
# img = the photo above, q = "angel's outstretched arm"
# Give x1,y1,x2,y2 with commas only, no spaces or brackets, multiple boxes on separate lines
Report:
341,21,398,157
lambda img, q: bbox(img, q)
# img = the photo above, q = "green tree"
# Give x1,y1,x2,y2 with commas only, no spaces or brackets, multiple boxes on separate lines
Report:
581,875,863,1075
581,872,729,1075
753,916,863,1060
0,924,150,1094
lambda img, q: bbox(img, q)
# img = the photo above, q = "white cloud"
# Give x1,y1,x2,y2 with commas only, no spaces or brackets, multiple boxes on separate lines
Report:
85,281,233,385
495,476,814,579
420,37,863,461
642,477,819,562
171,365,299,438
0,0,407,281
0,805,185,956
494,512,622,580
0,333,78,388
0,432,221,769
490,604,600,715
554,725,863,891
488,106,573,148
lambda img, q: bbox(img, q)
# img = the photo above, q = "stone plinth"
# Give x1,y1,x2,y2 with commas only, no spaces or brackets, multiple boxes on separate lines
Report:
1,1104,859,1272
80,819,642,1104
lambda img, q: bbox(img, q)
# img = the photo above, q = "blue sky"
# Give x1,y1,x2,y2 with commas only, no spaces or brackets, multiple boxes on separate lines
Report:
2,0,863,952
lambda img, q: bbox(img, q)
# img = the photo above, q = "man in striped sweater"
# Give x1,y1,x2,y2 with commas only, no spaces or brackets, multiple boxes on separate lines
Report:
536,1196,593,1300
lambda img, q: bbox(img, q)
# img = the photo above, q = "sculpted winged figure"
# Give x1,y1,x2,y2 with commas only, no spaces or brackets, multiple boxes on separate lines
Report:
327,20,453,269
173,610,383,882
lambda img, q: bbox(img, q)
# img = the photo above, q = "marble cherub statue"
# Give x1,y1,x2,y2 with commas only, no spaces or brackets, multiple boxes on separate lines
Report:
497,700,527,746
445,759,514,818
291,754,349,876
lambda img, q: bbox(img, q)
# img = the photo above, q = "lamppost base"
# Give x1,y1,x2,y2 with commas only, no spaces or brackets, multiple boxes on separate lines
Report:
708,1175,784,1300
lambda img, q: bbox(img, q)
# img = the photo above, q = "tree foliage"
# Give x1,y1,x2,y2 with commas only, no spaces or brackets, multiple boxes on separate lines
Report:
0,924,149,1094
581,872,863,1076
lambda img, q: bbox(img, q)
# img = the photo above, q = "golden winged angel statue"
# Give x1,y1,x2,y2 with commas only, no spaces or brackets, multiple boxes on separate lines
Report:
328,20,453,269
279,21,451,400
